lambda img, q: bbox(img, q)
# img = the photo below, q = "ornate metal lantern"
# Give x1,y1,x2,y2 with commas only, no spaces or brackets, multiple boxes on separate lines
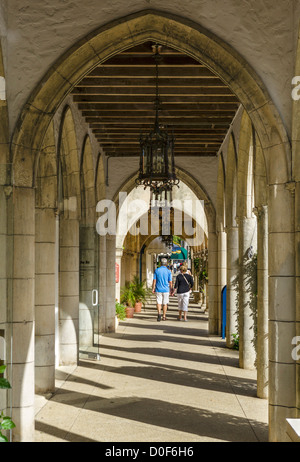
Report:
136,44,179,195
161,234,173,248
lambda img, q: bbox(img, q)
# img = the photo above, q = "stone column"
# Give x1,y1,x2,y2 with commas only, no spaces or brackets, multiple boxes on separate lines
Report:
120,253,126,290
98,235,106,332
106,234,116,332
11,187,35,441
59,216,79,365
115,247,123,301
268,182,296,441
79,225,96,348
237,216,257,370
208,231,219,334
296,181,300,418
0,185,10,419
146,251,153,288
35,208,56,393
225,225,239,348
218,230,227,334
254,205,269,398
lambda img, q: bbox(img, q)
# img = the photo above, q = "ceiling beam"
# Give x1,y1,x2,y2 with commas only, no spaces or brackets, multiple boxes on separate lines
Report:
78,103,239,112
71,86,235,95
73,94,239,103
76,78,228,87
86,67,218,78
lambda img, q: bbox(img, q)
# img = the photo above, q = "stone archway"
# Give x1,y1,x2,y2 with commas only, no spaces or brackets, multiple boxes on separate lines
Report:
11,10,291,188
8,10,294,442
112,167,218,332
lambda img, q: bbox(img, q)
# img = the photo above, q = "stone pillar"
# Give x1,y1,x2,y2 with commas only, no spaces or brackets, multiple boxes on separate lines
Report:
225,225,239,348
11,187,35,441
218,230,227,334
35,208,56,393
0,186,12,433
106,234,116,332
238,216,257,370
120,253,126,290
132,252,139,279
268,182,296,441
115,247,123,301
79,225,96,348
146,251,153,288
208,231,219,334
254,205,269,398
59,216,79,365
296,181,300,418
98,235,106,332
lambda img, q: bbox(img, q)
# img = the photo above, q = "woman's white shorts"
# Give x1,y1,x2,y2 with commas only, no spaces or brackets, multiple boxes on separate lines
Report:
177,292,190,311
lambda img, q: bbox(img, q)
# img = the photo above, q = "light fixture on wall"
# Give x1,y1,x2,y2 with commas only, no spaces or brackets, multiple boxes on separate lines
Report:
136,44,179,195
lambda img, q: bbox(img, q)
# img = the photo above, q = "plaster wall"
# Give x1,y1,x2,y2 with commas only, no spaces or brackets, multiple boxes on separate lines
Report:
0,0,298,139
175,156,218,208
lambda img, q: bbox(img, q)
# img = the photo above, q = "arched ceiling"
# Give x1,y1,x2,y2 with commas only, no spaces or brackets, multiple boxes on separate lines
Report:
71,41,240,158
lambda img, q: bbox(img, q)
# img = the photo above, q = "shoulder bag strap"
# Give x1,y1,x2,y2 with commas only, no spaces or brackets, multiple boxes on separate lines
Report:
182,273,191,288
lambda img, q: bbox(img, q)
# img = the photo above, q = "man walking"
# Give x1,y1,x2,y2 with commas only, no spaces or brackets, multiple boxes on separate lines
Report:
152,258,173,321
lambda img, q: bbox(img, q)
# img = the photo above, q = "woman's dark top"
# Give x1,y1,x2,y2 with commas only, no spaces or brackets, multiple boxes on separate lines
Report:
174,273,194,294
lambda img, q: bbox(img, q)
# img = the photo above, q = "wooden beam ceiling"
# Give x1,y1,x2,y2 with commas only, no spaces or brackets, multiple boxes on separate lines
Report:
71,42,240,158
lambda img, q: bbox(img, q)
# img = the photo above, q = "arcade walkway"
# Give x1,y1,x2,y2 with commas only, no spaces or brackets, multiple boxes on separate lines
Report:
34,298,268,442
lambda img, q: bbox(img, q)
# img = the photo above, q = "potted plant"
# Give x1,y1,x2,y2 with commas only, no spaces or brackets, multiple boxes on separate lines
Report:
131,275,151,312
115,300,126,329
120,281,135,318
0,364,15,442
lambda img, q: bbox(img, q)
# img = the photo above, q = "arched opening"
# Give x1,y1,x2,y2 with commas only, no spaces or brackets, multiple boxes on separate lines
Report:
7,10,295,442
114,179,208,300
57,106,81,366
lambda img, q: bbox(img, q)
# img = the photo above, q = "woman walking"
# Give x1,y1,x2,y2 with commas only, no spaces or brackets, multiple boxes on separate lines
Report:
173,264,194,321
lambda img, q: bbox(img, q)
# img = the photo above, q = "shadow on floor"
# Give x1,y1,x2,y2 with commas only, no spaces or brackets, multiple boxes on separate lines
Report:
37,390,267,442
77,355,257,398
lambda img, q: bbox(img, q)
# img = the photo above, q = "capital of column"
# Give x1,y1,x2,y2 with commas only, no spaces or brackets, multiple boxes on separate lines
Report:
285,181,296,197
3,185,13,197
235,215,244,226
253,205,268,220
116,247,123,258
224,224,238,234
235,215,258,226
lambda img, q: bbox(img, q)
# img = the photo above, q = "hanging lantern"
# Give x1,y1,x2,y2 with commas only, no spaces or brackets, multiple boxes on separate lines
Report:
161,234,173,248
136,44,179,195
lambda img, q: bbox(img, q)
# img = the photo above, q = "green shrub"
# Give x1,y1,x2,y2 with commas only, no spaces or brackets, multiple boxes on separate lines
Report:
232,333,239,350
115,302,126,321
0,365,15,442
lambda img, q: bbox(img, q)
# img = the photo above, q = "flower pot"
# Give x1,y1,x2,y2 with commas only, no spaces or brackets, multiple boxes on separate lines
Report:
125,305,134,318
134,301,142,313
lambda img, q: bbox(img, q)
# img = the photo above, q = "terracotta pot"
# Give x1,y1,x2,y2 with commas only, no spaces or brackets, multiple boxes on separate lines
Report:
134,301,142,313
125,305,134,318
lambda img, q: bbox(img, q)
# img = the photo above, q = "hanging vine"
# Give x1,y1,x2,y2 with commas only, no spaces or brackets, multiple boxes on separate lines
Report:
231,250,258,358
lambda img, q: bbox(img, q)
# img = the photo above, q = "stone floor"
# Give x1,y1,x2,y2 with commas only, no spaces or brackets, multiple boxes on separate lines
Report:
34,297,269,442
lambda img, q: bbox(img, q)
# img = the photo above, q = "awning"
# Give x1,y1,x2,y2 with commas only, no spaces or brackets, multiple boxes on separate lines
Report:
171,246,188,260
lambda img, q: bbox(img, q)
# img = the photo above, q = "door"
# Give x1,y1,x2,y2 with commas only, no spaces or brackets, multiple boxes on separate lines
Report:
221,285,227,339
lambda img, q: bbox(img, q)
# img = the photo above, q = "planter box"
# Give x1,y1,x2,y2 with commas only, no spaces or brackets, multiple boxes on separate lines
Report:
134,302,142,312
125,306,134,318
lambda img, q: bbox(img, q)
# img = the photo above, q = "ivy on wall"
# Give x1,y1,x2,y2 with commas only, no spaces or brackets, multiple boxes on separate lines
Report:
232,251,258,358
